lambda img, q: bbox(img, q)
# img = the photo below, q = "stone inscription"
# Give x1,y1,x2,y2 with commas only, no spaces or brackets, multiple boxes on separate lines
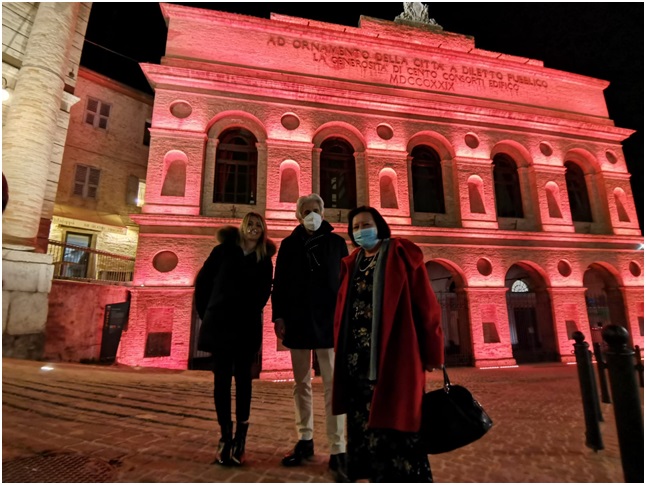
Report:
268,36,548,94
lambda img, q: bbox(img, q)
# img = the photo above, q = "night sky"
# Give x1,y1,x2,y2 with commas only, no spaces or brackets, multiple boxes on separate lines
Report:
81,2,644,232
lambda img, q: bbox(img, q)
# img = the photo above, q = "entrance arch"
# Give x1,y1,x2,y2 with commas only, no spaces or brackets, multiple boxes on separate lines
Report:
583,263,629,342
505,263,559,364
426,260,473,366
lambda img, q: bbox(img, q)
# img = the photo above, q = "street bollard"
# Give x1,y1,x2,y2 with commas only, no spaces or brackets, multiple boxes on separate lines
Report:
572,331,604,452
592,342,612,403
634,345,644,388
602,325,644,483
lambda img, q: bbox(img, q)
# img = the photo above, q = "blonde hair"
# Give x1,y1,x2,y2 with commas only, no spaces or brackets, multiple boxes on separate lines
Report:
295,193,325,219
240,212,268,262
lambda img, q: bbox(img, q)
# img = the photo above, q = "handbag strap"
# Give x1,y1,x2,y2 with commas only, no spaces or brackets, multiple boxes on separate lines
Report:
441,364,452,389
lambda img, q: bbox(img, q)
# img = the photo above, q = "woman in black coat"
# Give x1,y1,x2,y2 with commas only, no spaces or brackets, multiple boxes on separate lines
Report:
194,212,275,467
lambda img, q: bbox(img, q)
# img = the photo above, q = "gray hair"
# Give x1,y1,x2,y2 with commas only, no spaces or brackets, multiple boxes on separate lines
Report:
295,193,325,219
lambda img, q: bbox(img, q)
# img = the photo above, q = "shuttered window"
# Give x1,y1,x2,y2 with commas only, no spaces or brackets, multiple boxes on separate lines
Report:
73,164,101,199
85,97,111,130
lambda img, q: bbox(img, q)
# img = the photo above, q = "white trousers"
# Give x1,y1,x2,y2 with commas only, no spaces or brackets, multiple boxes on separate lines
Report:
290,347,346,454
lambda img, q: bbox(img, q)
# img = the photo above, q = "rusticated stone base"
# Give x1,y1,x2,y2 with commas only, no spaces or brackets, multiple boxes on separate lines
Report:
2,332,45,360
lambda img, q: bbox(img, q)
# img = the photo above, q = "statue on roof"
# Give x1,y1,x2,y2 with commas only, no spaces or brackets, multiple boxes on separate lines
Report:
395,2,442,29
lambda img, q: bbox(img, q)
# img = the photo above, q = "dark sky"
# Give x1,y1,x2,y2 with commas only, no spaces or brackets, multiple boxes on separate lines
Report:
81,2,644,232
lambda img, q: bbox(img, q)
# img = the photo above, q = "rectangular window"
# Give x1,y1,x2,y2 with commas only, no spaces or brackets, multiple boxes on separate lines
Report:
127,175,146,207
144,332,172,357
143,121,151,146
85,97,111,130
73,164,101,199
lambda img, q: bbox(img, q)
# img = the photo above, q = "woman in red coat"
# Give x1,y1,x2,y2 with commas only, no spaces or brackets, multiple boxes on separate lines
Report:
332,206,444,482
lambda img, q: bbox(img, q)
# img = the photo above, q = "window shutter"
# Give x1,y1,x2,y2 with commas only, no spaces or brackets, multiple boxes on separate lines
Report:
87,98,98,113
73,165,87,196
75,165,87,181
88,167,101,186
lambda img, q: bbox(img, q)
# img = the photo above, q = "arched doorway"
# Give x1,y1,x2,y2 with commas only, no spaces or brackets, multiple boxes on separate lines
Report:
505,264,559,364
583,264,629,343
426,261,473,366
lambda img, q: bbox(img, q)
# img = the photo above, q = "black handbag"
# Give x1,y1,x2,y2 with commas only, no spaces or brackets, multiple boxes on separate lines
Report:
421,366,493,454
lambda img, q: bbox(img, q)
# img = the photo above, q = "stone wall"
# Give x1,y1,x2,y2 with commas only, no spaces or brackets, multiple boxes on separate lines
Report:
43,280,129,362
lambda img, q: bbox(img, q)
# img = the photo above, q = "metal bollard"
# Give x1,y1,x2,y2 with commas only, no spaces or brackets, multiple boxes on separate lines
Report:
602,325,644,483
634,345,644,388
572,331,604,451
592,342,611,403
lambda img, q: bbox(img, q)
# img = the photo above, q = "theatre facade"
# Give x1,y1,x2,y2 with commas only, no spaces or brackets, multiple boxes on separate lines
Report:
116,4,643,372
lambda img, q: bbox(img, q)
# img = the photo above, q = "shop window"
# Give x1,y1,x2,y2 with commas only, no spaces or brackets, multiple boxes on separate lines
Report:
565,161,593,222
411,145,445,213
493,154,524,218
214,128,258,204
320,137,356,209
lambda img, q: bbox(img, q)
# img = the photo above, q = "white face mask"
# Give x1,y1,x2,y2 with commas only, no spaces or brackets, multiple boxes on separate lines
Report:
302,211,322,232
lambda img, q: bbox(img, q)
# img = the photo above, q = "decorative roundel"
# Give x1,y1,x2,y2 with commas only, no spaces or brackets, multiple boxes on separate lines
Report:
153,251,179,273
605,150,618,164
169,101,192,119
629,260,642,277
476,258,492,276
376,123,394,140
281,113,300,130
539,142,553,157
557,260,572,277
464,133,479,149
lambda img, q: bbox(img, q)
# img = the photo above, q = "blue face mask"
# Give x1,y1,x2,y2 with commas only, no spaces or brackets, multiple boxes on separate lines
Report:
353,227,380,250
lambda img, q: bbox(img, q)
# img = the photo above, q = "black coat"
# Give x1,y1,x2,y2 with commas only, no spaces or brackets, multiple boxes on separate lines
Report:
194,226,275,354
271,220,349,349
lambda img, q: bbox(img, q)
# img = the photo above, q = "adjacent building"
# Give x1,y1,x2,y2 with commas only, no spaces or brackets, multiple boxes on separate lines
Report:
48,67,152,279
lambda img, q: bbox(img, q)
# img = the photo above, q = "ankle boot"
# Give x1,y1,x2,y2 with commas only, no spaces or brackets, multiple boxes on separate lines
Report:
231,422,249,466
215,422,233,466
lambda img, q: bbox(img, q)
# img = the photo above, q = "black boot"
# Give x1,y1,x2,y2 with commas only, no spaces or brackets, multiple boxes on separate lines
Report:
215,422,233,466
231,422,249,466
281,439,314,466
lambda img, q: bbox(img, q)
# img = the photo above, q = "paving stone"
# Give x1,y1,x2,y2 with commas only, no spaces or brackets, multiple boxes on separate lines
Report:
2,358,635,483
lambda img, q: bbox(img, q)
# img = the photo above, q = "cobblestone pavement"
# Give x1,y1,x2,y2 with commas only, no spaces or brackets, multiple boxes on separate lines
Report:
1,358,636,482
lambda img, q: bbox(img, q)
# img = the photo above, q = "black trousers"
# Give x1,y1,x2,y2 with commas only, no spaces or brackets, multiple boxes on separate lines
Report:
212,349,255,426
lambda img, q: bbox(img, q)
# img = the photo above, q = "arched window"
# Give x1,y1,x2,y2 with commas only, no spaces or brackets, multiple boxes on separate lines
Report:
493,154,524,218
411,145,445,213
214,128,258,204
511,280,530,293
320,137,356,209
565,161,593,222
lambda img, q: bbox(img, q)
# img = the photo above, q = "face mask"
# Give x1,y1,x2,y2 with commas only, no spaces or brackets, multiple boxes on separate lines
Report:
353,227,380,250
302,211,322,232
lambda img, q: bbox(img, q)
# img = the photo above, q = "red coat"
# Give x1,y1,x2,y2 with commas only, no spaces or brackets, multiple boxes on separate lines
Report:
332,238,444,432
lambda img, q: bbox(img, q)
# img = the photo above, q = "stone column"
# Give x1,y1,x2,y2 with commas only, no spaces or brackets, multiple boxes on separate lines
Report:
2,3,79,360
2,2,80,248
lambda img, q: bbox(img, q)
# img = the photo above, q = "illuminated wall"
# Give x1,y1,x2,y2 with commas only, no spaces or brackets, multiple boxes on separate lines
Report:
118,5,643,371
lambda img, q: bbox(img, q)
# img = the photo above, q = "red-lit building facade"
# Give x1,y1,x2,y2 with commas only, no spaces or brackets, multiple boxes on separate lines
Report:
117,4,643,372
